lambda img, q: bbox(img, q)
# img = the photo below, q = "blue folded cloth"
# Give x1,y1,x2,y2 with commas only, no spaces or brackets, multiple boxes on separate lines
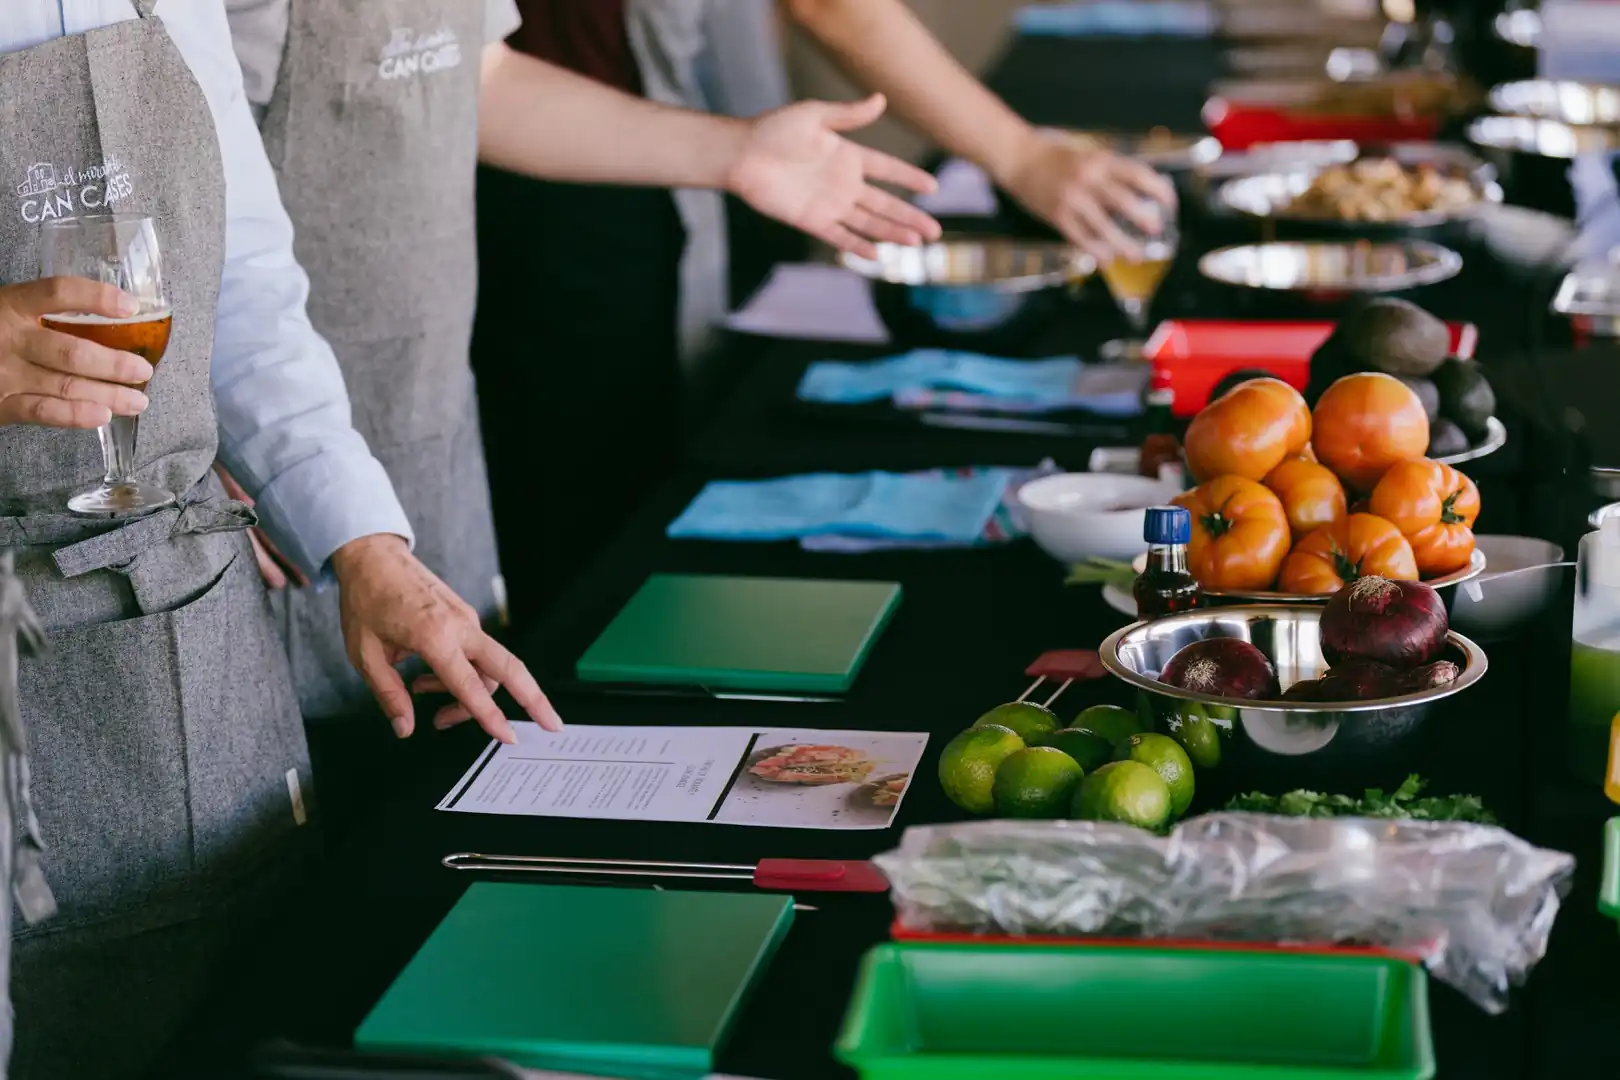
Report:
1014,1,1214,38
667,464,1065,548
797,349,1146,416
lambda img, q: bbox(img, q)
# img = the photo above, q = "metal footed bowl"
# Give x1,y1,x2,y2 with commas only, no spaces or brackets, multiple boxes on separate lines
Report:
1129,548,1487,605
839,235,1094,349
1100,605,1487,766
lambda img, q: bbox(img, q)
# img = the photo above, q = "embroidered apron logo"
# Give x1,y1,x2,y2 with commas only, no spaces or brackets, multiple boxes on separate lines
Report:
16,158,134,223
379,26,461,80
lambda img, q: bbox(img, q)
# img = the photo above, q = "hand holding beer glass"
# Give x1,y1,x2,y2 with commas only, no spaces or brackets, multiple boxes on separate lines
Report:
39,213,175,515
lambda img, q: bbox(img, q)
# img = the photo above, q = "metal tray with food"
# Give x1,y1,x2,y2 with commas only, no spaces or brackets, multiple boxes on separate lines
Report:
1042,127,1221,171
1214,146,1502,229
1129,548,1486,605
1198,239,1463,293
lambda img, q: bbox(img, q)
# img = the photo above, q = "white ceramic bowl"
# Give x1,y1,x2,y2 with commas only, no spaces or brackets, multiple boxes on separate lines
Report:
1448,535,1568,641
1017,473,1181,564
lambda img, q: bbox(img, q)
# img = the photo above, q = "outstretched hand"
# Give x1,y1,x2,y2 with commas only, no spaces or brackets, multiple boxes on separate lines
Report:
728,93,943,259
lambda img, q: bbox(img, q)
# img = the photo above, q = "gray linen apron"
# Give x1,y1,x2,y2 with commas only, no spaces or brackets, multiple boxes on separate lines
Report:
625,0,790,370
0,5,313,1076
255,0,504,719
0,553,56,1077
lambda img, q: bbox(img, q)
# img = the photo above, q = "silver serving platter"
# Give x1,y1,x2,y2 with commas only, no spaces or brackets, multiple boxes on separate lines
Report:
1129,547,1487,605
1045,127,1222,171
1198,239,1463,292
1100,605,1487,758
838,236,1092,292
1196,139,1360,180
1489,79,1620,126
1214,147,1503,229
1467,115,1620,160
1552,262,1620,335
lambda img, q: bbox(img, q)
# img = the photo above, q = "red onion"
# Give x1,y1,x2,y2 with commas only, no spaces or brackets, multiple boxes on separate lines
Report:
1160,638,1279,700
1280,678,1326,702
1317,658,1400,701
1320,576,1449,669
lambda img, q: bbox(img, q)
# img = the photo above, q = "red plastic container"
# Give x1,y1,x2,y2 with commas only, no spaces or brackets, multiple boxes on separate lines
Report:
1144,319,1479,418
1203,95,1442,150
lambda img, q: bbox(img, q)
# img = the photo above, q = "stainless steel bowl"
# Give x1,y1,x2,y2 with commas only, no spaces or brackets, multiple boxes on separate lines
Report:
1198,239,1463,293
1100,606,1487,766
1128,548,1487,605
1214,145,1503,230
839,236,1094,349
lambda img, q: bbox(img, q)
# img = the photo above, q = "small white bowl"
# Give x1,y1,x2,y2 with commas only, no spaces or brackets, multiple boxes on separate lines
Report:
1448,535,1567,641
1017,473,1181,564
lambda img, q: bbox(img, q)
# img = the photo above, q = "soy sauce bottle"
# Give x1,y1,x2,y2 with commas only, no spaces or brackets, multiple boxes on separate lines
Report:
1134,506,1201,618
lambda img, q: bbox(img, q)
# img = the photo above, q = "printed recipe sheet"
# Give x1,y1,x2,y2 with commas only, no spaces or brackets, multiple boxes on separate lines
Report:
438,723,928,830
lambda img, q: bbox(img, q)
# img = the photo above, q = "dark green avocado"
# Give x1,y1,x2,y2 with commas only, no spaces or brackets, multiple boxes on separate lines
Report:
1427,418,1471,457
1337,297,1450,378
1433,357,1496,441
1397,375,1441,422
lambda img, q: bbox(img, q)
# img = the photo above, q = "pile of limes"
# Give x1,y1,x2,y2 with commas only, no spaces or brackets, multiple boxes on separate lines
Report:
937,693,1233,830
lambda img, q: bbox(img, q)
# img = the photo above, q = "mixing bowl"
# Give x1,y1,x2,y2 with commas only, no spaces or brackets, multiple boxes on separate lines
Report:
1017,473,1182,564
840,236,1092,350
1100,606,1486,772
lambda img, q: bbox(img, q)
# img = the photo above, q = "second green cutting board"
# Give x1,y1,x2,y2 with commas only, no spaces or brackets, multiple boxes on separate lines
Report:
576,574,902,693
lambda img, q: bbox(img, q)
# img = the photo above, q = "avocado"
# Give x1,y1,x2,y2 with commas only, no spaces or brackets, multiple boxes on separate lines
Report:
1337,297,1450,378
1427,418,1471,458
1433,357,1496,441
1305,332,1362,407
1210,367,1280,402
1397,375,1441,422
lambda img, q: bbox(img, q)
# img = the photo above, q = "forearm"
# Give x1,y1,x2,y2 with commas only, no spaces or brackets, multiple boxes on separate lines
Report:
782,0,1036,185
477,42,749,189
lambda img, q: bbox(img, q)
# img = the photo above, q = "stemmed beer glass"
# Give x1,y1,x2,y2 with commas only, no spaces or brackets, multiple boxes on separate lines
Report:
39,214,175,516
1099,197,1180,339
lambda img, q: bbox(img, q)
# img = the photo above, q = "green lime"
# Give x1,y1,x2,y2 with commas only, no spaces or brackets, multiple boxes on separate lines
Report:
1114,733,1195,819
993,747,1085,819
1135,689,1161,731
1071,704,1146,747
1072,760,1172,830
938,724,1026,814
973,701,1060,745
1163,702,1226,770
1038,727,1116,772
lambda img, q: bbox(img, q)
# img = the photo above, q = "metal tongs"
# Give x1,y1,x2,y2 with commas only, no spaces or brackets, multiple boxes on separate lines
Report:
442,852,889,893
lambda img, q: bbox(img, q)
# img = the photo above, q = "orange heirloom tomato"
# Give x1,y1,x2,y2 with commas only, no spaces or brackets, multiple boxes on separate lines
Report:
1311,372,1429,492
1277,513,1419,595
1184,378,1311,484
1263,456,1347,540
1368,458,1480,576
1172,476,1292,591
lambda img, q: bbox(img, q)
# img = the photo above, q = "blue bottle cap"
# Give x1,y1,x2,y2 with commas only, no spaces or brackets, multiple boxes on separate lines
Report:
1144,505,1191,545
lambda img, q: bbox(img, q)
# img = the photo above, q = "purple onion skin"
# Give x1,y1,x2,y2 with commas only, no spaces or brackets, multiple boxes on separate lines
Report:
1320,576,1450,669
1161,638,1280,701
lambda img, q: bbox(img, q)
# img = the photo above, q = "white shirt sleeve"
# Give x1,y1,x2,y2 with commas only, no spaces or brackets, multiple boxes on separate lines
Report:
137,3,416,575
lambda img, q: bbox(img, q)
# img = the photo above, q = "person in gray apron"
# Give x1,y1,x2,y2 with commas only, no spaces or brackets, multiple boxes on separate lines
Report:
0,7,313,1075
226,0,517,719
0,4,566,1075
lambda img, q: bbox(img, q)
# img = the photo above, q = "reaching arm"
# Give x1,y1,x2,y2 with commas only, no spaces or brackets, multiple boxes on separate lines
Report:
781,0,1174,259
476,42,941,257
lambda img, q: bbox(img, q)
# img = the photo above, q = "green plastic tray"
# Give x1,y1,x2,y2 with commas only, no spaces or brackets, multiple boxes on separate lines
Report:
1601,818,1620,936
834,944,1435,1080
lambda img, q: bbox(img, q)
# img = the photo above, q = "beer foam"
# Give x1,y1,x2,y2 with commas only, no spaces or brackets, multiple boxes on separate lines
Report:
43,308,170,325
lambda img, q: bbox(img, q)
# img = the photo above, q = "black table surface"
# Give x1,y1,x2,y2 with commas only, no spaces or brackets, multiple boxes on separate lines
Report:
159,29,1620,1080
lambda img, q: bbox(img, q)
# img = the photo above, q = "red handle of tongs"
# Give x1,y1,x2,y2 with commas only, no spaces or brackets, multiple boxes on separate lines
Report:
752,858,889,893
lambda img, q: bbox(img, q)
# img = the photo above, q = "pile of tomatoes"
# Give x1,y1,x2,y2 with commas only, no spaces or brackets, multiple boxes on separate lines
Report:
1171,374,1479,595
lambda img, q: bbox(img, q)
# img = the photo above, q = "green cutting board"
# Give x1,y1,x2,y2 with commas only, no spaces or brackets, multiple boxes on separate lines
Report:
576,574,902,693
355,883,794,1079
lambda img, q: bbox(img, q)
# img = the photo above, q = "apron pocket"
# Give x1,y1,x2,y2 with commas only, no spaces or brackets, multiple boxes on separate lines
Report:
18,539,311,936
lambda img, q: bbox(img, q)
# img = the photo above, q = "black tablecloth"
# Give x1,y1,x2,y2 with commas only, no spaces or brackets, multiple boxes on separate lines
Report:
157,29,1620,1080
